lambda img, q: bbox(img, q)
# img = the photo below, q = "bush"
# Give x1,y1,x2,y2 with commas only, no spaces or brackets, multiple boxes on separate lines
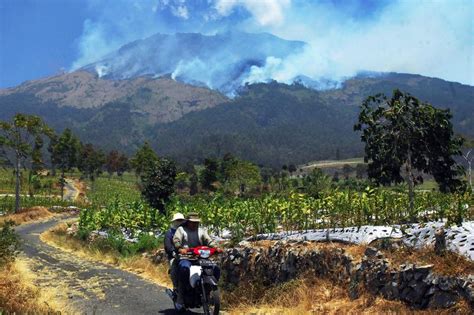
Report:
0,221,20,266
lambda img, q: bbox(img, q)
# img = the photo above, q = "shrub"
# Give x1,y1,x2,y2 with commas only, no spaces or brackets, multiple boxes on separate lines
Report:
0,221,20,266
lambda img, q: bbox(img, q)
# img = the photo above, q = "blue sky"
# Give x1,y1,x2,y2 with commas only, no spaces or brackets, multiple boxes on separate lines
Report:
0,0,473,88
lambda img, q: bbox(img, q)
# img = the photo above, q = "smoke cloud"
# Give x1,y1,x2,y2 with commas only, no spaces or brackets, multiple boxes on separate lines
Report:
72,0,474,88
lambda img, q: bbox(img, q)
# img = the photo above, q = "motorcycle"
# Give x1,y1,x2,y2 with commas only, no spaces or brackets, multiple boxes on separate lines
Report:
166,246,221,315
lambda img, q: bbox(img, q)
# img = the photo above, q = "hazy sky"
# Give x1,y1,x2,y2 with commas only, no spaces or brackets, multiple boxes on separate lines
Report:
1,0,473,88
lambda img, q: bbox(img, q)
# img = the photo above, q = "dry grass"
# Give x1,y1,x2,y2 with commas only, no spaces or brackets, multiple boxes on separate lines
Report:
226,275,471,314
0,206,54,225
40,223,172,288
251,240,367,261
0,258,69,313
383,245,474,276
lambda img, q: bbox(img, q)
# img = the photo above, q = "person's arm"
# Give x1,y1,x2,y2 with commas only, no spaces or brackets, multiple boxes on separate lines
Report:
201,229,217,248
164,230,174,256
173,227,184,249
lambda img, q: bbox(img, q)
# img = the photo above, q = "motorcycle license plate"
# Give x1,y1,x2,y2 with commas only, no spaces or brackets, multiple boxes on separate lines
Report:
199,259,215,267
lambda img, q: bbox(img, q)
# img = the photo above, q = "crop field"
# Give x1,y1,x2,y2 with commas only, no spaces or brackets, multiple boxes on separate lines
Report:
78,187,473,242
84,173,141,206
0,169,61,196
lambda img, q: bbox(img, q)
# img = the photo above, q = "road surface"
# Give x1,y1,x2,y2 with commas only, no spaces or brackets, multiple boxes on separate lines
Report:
15,217,186,315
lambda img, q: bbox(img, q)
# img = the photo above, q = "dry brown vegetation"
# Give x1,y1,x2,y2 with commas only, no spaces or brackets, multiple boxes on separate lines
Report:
225,275,471,314
0,206,54,225
382,245,474,276
0,258,66,313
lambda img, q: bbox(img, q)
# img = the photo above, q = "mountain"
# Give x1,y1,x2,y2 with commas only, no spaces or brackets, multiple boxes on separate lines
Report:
1,69,472,167
80,31,307,96
0,29,472,166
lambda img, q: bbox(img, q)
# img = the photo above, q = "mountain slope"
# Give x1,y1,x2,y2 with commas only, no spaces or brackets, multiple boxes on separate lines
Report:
0,71,228,124
149,82,360,167
322,73,474,136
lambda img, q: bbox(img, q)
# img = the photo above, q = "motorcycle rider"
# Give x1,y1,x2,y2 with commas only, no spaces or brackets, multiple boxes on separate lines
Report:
164,213,185,293
173,212,222,309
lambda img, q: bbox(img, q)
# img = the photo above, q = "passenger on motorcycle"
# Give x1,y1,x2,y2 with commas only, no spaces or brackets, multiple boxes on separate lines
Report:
164,213,185,291
173,212,222,309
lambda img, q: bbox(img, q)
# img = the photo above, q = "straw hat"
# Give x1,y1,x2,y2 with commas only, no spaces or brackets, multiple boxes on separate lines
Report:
171,213,185,222
186,212,201,223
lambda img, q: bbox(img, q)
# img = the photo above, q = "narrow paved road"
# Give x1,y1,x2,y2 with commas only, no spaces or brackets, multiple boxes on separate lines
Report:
15,217,184,315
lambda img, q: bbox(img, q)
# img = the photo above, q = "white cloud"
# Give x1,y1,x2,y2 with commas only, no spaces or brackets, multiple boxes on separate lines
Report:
215,0,291,26
171,5,189,19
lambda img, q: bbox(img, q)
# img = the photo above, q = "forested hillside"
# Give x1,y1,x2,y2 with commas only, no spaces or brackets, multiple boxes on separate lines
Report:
0,72,472,167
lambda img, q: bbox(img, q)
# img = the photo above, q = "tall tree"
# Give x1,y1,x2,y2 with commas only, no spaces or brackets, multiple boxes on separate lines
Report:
28,135,44,197
116,153,129,177
140,159,177,218
354,90,465,217
0,114,52,212
51,129,81,200
105,150,120,176
130,142,159,176
200,158,219,191
77,143,105,184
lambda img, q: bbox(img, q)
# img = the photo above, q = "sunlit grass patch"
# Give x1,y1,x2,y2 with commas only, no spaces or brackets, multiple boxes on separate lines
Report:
0,258,70,313
0,206,54,225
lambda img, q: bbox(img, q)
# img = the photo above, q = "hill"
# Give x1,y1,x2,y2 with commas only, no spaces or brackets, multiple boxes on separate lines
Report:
0,71,472,167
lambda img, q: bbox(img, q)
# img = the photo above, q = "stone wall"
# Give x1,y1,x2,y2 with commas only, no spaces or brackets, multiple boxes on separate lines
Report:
152,242,474,310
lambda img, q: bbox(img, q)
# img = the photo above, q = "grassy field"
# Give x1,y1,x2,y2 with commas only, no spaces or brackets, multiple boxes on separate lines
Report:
85,172,141,207
301,158,365,170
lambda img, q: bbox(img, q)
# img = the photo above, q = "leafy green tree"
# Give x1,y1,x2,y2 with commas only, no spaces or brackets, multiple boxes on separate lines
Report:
140,159,176,217
51,129,81,199
303,168,331,198
105,150,120,176
77,143,105,184
0,114,52,212
31,135,44,174
0,221,20,266
116,153,129,177
224,159,262,194
47,133,58,176
354,89,465,217
130,142,159,176
200,158,219,191
355,163,367,179
28,135,44,197
189,171,199,195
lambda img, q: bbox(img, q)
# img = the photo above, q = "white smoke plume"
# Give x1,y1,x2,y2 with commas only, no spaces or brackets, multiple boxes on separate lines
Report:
71,0,474,89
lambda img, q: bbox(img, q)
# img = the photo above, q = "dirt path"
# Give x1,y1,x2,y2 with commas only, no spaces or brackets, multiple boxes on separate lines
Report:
63,178,80,202
15,217,183,315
